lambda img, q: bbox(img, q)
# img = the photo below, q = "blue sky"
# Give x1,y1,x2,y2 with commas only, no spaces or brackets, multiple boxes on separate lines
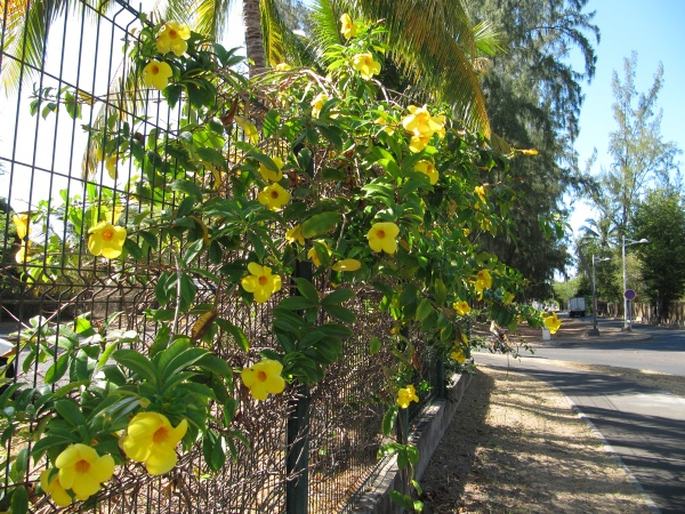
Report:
569,0,685,238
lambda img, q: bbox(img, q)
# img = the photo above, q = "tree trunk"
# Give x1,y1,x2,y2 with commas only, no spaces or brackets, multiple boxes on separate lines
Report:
243,0,266,76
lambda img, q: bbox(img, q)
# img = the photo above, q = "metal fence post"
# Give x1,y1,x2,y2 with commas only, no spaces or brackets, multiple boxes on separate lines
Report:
434,356,445,399
286,259,312,514
286,384,310,514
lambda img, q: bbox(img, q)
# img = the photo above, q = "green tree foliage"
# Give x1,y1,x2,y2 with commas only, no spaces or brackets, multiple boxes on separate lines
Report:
593,52,681,237
552,277,580,308
463,0,599,298
632,190,685,321
575,217,621,302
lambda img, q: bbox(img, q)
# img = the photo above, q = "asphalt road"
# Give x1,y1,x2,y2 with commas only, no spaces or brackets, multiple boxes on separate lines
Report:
534,318,685,376
476,318,685,514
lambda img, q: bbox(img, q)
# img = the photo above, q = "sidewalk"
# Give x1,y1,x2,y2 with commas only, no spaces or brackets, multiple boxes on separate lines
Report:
421,365,653,513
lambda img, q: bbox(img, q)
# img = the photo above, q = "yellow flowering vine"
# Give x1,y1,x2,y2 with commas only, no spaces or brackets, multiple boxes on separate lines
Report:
54,444,115,501
156,21,191,56
367,222,400,255
241,263,282,303
396,384,419,409
121,412,189,475
88,221,127,259
241,359,286,400
340,13,357,39
143,60,173,90
352,52,381,80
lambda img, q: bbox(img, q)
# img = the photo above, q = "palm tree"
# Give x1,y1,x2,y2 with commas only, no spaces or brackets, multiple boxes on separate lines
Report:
2,0,494,135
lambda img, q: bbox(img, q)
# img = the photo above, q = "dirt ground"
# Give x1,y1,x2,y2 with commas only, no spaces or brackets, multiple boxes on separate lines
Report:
420,366,652,513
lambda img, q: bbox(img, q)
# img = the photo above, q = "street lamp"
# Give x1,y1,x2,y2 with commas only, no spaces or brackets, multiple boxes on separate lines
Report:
588,254,611,336
622,235,649,331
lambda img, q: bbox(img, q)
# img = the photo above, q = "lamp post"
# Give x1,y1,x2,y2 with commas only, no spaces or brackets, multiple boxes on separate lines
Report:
588,254,611,336
622,235,649,331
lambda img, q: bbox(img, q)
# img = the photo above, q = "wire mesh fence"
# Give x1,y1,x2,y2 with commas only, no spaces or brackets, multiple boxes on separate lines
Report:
0,1,440,512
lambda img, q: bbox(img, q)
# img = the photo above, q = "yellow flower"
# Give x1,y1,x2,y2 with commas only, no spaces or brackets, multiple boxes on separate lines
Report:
285,225,305,245
450,348,466,364
275,62,292,71
307,242,330,267
121,412,188,475
88,221,126,259
156,21,191,56
311,92,329,118
241,262,282,303
414,160,439,185
15,242,30,264
258,183,290,211
367,222,400,255
396,384,419,409
241,358,286,400
409,133,431,153
340,13,356,39
40,470,72,507
474,269,492,297
352,52,381,80
402,105,446,150
503,291,515,305
143,60,173,90
259,156,284,182
518,148,539,156
12,213,29,240
474,185,487,203
55,444,114,501
105,155,118,180
332,258,362,272
453,300,471,316
543,312,562,335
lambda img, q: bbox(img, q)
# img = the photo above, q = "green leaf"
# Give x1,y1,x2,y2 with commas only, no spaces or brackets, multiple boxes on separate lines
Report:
389,490,415,510
112,350,157,382
161,347,208,381
45,353,69,384
215,319,250,351
415,298,434,322
172,179,203,200
382,405,397,436
318,324,353,339
323,304,356,324
322,288,354,306
10,485,28,514
182,239,205,266
294,278,319,303
276,296,317,311
301,211,340,238
197,147,227,170
202,430,226,472
54,399,84,427
197,354,233,381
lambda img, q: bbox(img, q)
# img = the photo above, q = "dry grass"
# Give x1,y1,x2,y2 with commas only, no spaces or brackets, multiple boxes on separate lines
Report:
421,366,652,513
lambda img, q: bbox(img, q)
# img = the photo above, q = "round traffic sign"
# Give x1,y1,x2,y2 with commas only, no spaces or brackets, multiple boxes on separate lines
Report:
624,289,636,301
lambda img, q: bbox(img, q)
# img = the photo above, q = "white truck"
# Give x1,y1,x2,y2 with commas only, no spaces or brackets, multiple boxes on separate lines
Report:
568,297,586,318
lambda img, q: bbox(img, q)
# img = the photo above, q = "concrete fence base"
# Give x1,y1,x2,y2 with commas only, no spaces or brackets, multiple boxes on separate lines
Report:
342,372,473,514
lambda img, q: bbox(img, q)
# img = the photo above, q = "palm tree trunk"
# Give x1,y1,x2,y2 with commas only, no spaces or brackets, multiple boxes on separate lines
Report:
243,0,266,76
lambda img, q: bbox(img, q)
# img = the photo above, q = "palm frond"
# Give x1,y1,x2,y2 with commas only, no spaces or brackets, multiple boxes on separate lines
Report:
472,20,503,57
340,0,491,136
188,0,232,41
2,0,75,91
259,0,313,67
309,0,341,57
